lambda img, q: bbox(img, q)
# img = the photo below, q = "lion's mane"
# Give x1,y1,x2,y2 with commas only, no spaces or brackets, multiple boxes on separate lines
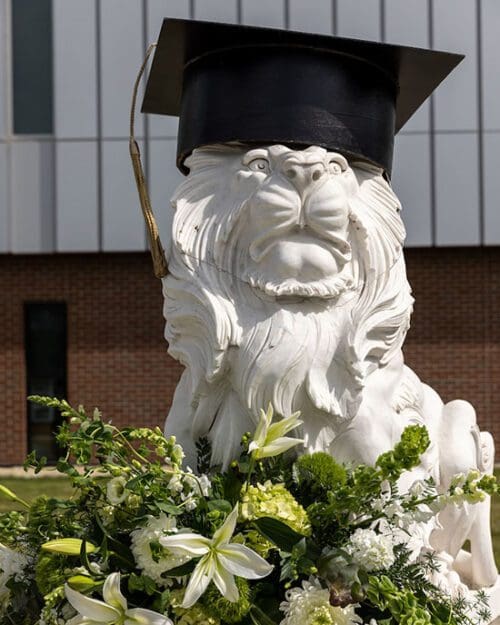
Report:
163,145,414,467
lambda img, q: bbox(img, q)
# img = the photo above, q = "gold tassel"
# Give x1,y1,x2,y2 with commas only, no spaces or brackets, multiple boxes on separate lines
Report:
129,43,168,279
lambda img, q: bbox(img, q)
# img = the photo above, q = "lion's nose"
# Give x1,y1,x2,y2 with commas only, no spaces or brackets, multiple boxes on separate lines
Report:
284,162,326,194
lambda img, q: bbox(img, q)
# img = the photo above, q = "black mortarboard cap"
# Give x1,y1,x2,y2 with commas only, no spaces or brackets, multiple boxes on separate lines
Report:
142,18,463,176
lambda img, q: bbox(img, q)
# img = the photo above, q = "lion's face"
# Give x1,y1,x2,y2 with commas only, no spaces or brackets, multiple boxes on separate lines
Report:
228,145,359,299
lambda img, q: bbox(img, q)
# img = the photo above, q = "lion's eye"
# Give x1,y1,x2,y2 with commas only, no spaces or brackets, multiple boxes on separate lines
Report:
329,161,343,175
248,158,270,174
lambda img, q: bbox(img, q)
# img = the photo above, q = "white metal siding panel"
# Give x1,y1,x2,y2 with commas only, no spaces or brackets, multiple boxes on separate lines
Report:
434,133,480,246
241,0,285,28
483,133,500,245
336,0,381,40
384,0,430,133
481,0,500,131
100,1,144,139
11,141,55,253
432,0,478,131
0,144,8,251
102,140,145,251
56,142,99,251
147,0,190,139
288,0,332,34
0,0,8,138
392,134,432,247
149,139,183,256
194,0,237,22
53,0,97,138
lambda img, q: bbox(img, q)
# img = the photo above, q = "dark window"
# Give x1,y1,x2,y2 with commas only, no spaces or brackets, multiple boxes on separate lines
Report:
25,302,66,462
12,0,53,134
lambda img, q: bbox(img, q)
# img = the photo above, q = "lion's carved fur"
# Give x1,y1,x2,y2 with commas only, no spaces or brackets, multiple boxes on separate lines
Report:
163,144,413,467
161,144,499,593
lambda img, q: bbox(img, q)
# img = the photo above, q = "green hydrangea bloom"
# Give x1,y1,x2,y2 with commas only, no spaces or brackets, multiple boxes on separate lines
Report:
240,481,311,535
240,529,274,558
35,553,69,596
169,589,220,625
204,578,252,623
177,605,220,625
294,452,347,500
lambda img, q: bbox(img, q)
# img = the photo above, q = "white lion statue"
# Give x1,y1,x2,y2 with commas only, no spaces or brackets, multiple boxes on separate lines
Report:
161,144,498,598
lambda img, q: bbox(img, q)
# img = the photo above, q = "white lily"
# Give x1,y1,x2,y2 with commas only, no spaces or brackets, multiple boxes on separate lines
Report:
65,571,172,625
159,505,273,608
248,404,303,460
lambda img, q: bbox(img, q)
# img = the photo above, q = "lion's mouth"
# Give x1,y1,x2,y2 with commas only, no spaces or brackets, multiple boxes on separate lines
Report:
243,230,353,299
245,270,354,299
249,227,351,266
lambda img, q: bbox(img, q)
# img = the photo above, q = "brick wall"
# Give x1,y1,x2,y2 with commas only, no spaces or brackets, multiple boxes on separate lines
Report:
0,253,182,465
404,247,500,440
0,249,498,464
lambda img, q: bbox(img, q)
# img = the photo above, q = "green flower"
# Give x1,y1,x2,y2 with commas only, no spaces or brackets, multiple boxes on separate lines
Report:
35,552,69,596
295,452,347,501
204,578,252,623
177,605,220,625
169,590,221,625
241,482,311,535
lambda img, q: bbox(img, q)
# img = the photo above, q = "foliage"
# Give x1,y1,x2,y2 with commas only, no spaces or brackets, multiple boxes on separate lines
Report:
0,396,496,625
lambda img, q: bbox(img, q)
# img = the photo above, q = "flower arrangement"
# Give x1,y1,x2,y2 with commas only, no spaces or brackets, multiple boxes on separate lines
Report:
0,397,497,625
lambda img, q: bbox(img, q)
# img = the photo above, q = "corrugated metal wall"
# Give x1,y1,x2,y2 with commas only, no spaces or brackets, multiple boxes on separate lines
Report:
1,0,499,253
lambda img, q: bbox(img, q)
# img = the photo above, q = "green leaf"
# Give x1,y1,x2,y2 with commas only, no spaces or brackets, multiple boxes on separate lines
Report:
155,501,182,516
254,517,305,552
125,475,145,490
41,538,97,555
153,589,171,613
249,605,279,625
207,499,233,514
80,538,94,570
143,575,157,596
128,572,144,593
163,560,197,577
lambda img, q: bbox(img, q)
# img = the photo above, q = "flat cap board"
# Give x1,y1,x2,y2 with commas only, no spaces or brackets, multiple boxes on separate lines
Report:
142,19,463,174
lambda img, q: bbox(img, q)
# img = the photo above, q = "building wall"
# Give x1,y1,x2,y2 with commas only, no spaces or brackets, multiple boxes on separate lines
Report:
0,249,499,465
0,253,183,464
0,1,499,463
1,0,500,252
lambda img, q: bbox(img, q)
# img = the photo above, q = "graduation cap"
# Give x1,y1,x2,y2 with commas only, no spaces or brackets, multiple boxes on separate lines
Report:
141,18,463,176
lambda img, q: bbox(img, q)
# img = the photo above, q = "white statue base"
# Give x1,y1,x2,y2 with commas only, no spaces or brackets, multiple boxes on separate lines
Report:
161,144,500,620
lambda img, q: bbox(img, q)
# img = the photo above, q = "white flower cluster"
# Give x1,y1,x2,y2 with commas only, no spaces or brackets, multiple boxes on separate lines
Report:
347,528,396,572
106,476,128,506
130,514,189,586
167,469,211,512
279,578,361,625
370,479,437,563
0,542,30,606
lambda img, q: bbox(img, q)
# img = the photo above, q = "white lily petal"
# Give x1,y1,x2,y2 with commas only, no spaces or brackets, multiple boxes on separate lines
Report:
212,505,239,547
65,584,119,622
102,572,127,612
124,607,174,625
217,544,274,579
252,411,267,448
213,564,239,603
267,415,303,440
181,555,215,608
264,403,274,427
65,617,103,625
256,436,304,459
159,533,211,557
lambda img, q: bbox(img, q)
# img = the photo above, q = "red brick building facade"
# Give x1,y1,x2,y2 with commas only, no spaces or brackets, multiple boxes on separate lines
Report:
0,249,498,465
